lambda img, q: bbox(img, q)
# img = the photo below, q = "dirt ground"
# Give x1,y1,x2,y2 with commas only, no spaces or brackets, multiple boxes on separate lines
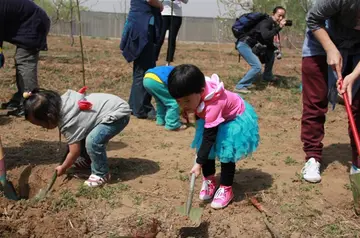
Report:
0,35,358,238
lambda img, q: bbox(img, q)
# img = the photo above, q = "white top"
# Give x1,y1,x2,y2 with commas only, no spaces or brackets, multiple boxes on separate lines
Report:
161,0,188,17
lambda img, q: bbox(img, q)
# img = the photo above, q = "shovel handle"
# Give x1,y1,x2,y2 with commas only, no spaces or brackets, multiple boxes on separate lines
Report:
186,173,196,216
341,81,360,156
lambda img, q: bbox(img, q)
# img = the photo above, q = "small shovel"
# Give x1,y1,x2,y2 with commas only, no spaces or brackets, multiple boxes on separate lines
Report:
33,150,67,201
0,136,19,201
33,171,57,201
176,161,204,222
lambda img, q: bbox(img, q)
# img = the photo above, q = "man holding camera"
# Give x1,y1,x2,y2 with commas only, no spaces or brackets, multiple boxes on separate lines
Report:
234,6,290,94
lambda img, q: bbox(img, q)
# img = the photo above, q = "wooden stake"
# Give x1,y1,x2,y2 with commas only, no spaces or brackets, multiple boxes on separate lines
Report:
76,0,86,87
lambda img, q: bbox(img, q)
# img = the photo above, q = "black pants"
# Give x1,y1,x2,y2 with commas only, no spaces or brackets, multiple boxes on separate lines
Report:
128,25,156,118
202,160,235,186
155,15,182,63
11,47,39,104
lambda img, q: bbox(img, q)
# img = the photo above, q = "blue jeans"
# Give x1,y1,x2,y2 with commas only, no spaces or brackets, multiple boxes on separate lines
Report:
85,116,130,177
128,25,156,118
235,41,275,89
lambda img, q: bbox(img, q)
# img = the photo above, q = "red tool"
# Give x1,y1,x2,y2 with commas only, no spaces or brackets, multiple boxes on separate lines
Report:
340,80,360,155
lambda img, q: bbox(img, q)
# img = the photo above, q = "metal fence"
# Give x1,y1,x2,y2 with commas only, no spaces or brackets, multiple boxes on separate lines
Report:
50,11,235,43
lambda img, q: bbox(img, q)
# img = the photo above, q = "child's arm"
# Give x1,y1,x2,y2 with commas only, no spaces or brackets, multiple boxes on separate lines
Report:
338,62,360,105
147,0,163,10
191,126,218,176
55,142,81,176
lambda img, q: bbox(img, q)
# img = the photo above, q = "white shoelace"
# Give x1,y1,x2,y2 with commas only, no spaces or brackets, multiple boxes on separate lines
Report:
302,161,320,175
214,187,225,200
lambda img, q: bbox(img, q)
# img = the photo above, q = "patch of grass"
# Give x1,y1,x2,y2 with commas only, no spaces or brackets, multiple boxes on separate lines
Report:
284,156,298,165
132,194,143,205
323,224,342,236
344,183,351,190
280,203,296,213
178,173,189,182
159,142,173,149
137,216,144,226
76,183,129,200
52,189,77,211
300,184,315,192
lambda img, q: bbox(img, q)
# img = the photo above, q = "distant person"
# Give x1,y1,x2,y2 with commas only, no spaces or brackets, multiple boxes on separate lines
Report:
155,0,188,65
0,0,50,117
120,0,163,120
234,6,288,94
300,0,360,184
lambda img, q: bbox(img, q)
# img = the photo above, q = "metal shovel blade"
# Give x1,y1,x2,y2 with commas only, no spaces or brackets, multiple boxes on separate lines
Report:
176,204,203,223
176,173,204,222
1,180,19,201
34,171,57,201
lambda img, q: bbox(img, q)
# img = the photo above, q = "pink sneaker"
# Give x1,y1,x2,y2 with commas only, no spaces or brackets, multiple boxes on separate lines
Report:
199,175,216,201
211,185,234,209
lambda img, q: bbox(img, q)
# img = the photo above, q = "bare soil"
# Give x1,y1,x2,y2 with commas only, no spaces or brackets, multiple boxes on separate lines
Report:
0,35,358,238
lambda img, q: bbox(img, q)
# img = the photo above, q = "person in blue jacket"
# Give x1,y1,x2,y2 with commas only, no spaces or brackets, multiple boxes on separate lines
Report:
143,65,187,131
120,0,163,120
0,0,50,117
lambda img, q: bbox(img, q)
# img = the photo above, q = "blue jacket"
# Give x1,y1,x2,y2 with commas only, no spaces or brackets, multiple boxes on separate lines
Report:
146,66,174,85
120,0,162,63
0,0,50,51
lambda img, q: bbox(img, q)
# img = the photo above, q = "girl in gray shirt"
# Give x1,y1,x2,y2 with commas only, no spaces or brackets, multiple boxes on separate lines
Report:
23,87,131,187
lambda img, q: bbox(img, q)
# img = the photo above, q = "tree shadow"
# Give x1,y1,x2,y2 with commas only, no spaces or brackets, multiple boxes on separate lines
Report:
322,143,352,171
178,222,210,238
232,168,274,202
109,157,160,182
253,74,300,91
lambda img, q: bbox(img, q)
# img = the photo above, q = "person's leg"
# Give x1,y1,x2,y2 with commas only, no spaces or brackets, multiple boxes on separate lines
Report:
166,16,182,63
263,50,275,82
155,16,170,62
146,81,182,130
235,42,261,92
301,55,328,183
211,162,235,209
6,47,39,115
143,78,166,126
129,25,156,119
84,116,130,187
199,159,216,201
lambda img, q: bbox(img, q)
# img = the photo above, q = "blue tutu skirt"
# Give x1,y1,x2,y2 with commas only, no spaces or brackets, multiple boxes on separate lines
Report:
191,100,260,163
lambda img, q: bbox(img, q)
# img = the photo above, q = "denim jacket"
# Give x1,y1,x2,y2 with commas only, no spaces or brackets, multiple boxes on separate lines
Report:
120,0,162,63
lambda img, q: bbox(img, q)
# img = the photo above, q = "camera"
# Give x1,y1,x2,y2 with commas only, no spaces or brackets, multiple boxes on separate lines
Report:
285,20,293,26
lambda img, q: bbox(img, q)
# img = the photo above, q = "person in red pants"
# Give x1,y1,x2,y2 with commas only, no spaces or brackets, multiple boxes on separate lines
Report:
301,0,360,183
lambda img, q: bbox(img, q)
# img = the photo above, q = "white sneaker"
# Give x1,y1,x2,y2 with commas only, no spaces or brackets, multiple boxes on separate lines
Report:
350,165,360,175
301,157,321,183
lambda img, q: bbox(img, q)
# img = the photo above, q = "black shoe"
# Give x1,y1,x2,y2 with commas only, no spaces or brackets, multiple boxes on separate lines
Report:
1,100,21,110
7,107,24,117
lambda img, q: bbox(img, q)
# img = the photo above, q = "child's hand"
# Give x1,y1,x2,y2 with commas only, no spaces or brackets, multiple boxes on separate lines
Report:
55,165,67,176
337,72,357,105
190,163,202,177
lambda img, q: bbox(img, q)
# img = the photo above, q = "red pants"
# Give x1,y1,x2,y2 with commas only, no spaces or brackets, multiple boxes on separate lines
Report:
301,55,360,167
